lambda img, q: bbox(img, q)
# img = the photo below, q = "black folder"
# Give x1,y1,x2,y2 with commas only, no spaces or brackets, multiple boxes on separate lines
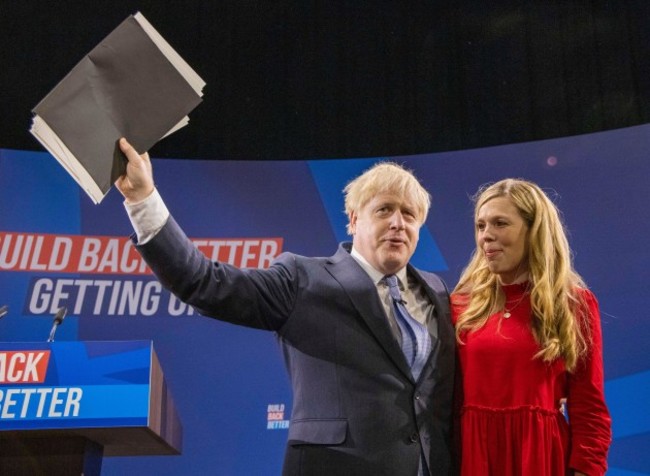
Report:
30,12,205,204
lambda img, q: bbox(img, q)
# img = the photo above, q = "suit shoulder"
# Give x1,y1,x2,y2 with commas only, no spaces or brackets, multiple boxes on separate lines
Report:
271,251,331,268
413,268,449,295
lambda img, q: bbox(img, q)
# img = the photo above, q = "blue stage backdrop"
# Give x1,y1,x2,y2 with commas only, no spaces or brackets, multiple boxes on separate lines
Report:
1,124,648,475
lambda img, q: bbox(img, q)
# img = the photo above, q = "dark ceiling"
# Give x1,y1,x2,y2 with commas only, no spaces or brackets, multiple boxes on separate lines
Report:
2,1,649,161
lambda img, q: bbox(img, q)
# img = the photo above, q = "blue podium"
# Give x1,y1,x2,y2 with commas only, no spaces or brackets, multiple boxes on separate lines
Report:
0,341,182,475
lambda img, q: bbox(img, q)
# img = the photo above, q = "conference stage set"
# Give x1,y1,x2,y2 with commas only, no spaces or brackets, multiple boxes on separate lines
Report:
1,123,648,474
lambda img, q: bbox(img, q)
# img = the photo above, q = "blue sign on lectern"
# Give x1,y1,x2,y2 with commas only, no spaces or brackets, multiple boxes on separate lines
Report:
0,340,181,456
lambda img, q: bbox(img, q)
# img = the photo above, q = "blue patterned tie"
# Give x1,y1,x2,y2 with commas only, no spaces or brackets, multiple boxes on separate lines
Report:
385,275,432,380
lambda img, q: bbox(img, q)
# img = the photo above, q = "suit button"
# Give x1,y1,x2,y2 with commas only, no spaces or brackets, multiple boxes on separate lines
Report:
414,392,421,400
409,432,419,443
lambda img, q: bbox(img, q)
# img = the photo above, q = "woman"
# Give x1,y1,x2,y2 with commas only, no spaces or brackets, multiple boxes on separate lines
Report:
452,179,611,475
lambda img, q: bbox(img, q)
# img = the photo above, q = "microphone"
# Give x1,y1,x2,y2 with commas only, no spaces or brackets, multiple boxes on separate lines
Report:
47,306,67,342
0,305,8,319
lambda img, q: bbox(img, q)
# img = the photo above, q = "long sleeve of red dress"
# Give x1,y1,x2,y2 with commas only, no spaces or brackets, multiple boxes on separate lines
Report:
565,290,612,475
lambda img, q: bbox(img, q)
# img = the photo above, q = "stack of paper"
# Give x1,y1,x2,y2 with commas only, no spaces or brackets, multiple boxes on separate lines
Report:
30,12,206,204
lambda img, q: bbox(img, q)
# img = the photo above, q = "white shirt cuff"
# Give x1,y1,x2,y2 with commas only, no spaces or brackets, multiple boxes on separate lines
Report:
123,188,170,244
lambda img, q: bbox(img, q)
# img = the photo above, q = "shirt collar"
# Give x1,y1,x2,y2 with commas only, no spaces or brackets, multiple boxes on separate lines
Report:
350,246,408,287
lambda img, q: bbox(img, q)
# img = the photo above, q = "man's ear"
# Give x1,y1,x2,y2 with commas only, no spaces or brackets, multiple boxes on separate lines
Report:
348,212,357,234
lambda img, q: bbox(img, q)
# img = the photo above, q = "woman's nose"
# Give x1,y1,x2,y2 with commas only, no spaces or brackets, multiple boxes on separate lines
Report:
479,225,495,241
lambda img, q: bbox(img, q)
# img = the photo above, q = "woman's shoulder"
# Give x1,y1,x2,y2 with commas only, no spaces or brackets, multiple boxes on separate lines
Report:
450,292,470,305
572,286,599,311
449,292,470,323
570,286,602,335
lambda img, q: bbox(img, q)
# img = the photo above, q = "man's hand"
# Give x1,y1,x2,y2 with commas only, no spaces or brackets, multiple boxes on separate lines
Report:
114,138,155,204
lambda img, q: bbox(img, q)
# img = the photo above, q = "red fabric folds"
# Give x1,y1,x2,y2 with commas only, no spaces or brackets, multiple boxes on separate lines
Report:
452,283,611,476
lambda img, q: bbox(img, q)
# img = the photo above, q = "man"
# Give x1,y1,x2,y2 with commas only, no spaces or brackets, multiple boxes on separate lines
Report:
116,138,455,475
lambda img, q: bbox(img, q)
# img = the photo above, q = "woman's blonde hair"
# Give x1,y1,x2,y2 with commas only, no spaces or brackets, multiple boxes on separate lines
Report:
454,178,590,371
344,162,431,234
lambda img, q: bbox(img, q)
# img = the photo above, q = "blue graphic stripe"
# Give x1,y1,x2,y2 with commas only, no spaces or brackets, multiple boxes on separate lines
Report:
606,469,650,476
606,371,650,438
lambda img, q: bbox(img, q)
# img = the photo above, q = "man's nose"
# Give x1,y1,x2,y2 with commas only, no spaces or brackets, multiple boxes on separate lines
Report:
390,212,406,229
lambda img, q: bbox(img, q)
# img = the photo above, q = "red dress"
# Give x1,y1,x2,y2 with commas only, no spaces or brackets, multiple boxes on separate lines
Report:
451,283,611,475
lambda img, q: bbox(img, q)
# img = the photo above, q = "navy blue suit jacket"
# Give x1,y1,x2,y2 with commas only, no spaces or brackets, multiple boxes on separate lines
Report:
136,216,455,476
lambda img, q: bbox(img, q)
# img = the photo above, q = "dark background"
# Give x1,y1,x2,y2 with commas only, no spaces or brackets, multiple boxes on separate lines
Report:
2,1,649,160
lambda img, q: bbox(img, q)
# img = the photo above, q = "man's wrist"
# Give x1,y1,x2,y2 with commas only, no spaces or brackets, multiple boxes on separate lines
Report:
124,188,170,244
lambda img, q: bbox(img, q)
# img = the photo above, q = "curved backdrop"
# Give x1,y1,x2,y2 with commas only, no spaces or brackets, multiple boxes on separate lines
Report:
1,124,648,475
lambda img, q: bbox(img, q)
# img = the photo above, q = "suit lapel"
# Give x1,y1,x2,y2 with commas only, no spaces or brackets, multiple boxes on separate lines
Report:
326,244,414,380
410,265,453,377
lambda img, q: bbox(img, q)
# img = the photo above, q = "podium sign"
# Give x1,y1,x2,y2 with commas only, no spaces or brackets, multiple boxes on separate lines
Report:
0,341,181,475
